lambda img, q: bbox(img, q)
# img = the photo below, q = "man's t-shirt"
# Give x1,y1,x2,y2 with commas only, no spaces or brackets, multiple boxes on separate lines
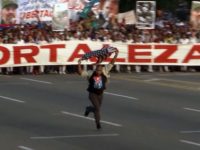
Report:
93,76,103,89
81,64,113,94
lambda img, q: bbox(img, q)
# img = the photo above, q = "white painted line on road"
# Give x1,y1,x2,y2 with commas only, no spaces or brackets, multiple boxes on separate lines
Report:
21,78,52,85
104,92,138,100
175,73,195,76
18,146,34,150
144,78,160,82
1,83,29,85
180,140,200,147
180,130,200,134
0,75,11,78
0,96,25,103
61,111,122,127
184,107,200,113
139,75,152,77
31,133,119,140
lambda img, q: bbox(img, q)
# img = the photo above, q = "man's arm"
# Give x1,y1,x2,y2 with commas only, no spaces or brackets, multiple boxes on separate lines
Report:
78,59,91,77
103,48,119,76
110,48,119,65
77,59,83,75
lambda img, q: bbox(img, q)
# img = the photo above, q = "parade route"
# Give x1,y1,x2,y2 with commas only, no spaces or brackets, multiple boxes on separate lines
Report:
0,73,200,150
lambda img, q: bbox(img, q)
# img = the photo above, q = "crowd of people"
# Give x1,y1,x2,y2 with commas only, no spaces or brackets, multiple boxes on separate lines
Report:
0,9,200,74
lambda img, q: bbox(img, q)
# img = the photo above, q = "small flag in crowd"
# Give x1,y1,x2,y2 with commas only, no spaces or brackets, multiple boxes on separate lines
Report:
79,0,100,18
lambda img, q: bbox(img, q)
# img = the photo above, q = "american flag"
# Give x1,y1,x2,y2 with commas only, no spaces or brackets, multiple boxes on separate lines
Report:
81,46,117,60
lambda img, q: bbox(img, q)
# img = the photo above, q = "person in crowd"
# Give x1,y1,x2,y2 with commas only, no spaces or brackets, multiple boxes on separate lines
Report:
37,36,49,74
191,4,200,30
57,33,67,75
1,0,18,24
25,35,36,74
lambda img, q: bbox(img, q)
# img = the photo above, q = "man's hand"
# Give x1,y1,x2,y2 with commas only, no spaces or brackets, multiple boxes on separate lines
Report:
77,59,83,75
110,48,119,65
115,49,119,54
78,59,82,65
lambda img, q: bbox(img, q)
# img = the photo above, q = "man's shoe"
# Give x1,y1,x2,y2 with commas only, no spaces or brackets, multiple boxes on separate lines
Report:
96,123,102,130
84,106,91,117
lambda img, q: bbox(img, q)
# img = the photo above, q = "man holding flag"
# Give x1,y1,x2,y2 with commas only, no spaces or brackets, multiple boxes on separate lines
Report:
77,46,118,130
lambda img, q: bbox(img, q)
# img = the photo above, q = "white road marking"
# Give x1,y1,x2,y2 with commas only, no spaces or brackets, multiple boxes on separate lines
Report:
61,111,122,127
163,78,199,85
184,107,200,113
104,92,138,100
139,75,152,77
0,83,29,85
21,78,52,84
0,96,25,103
180,130,200,134
180,140,200,147
18,146,34,150
144,78,160,82
175,73,194,76
0,75,11,78
31,133,119,140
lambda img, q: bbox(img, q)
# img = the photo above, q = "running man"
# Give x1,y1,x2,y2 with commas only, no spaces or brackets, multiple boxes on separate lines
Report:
78,47,119,129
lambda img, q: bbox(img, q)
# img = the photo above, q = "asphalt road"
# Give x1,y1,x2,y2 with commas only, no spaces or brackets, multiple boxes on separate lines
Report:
1,72,200,150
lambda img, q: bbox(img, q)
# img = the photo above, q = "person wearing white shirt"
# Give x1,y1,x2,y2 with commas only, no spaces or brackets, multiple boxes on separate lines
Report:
54,34,67,74
38,36,49,74
17,35,25,44
179,35,190,44
190,32,198,44
179,35,190,71
26,36,36,74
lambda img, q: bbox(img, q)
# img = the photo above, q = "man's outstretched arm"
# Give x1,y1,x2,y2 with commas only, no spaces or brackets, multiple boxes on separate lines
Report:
110,48,119,65
103,48,119,76
77,59,83,75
